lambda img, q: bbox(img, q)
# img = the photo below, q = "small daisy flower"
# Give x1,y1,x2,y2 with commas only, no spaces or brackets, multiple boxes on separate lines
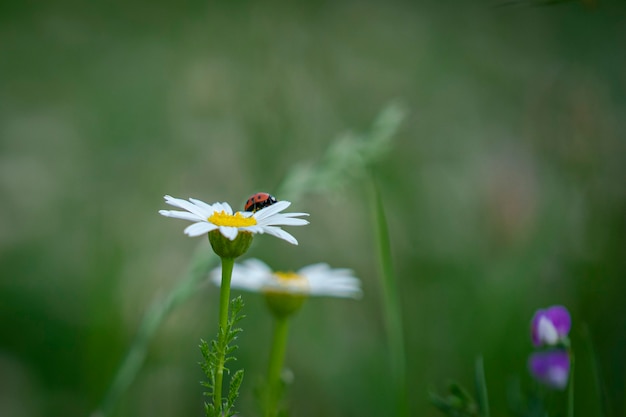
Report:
159,195,309,257
211,258,362,317
528,350,570,390
212,258,363,298
530,305,571,347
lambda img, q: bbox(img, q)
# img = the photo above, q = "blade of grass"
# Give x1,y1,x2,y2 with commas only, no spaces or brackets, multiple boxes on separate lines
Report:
568,351,575,417
475,356,491,417
371,177,409,417
582,323,611,417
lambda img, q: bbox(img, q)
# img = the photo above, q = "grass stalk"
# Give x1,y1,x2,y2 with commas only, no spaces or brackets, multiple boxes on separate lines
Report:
371,177,409,417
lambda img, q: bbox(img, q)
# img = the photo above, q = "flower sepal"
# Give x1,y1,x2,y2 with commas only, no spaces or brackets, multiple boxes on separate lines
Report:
264,292,307,319
209,229,253,259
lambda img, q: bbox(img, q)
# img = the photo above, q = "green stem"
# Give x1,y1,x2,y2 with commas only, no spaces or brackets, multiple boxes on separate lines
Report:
568,351,575,417
371,178,409,417
214,257,235,415
582,324,610,417
265,316,290,417
475,356,490,417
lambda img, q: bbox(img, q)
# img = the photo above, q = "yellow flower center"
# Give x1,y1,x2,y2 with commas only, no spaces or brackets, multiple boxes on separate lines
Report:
208,211,257,227
274,271,301,281
269,271,310,292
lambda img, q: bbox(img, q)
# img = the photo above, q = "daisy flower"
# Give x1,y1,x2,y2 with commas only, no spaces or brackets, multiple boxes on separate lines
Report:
211,258,363,299
218,260,361,415
159,195,309,245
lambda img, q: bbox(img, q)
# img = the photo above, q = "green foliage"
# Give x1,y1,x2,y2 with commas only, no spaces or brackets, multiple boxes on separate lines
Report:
506,378,548,417
200,296,246,417
430,357,491,417
429,382,480,417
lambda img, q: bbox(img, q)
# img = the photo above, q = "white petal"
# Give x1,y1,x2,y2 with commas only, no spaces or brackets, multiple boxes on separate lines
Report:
241,258,273,274
212,202,233,215
230,274,267,291
311,286,363,299
159,209,203,222
259,226,298,245
211,259,272,292
210,202,224,213
262,281,309,294
253,200,291,220
219,226,239,240
164,195,211,218
184,222,217,237
222,201,234,214
232,262,272,289
297,263,330,275
258,215,310,227
298,263,351,279
189,198,218,213
280,212,310,218
163,195,190,208
240,225,264,234
312,277,359,287
538,317,559,345
298,263,362,298
209,267,222,286
309,279,362,297
547,367,569,389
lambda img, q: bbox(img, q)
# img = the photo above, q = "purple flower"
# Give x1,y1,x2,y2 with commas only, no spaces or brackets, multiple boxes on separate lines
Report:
528,350,570,390
530,305,571,347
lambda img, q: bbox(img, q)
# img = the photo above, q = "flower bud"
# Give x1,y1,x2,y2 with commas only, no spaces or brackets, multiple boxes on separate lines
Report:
209,229,253,259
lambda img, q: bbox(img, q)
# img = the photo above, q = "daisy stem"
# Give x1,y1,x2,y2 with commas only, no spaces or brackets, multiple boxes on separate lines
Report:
265,315,290,417
214,256,235,415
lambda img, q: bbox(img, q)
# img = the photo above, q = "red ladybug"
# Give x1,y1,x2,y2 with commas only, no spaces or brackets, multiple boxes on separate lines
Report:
244,192,278,212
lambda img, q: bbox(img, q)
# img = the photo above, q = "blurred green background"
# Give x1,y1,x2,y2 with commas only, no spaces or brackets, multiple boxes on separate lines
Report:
1,1,625,416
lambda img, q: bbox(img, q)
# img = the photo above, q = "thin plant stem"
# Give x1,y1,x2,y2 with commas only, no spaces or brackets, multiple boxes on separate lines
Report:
475,356,490,417
214,257,235,415
582,324,610,417
568,351,575,417
370,177,409,417
265,316,290,417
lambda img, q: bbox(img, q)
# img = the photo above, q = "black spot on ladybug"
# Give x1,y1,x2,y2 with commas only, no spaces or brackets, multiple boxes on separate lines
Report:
244,192,278,212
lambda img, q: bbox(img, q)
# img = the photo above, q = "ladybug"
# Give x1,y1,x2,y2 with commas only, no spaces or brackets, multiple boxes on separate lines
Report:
244,192,278,212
